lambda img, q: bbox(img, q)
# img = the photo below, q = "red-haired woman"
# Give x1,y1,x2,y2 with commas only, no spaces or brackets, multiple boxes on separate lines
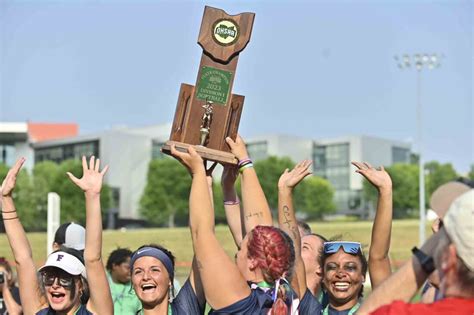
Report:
170,135,296,314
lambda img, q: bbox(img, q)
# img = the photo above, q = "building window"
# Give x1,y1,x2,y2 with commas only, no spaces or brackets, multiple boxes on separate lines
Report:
35,141,99,164
246,141,268,161
392,146,410,164
0,144,15,166
313,142,351,208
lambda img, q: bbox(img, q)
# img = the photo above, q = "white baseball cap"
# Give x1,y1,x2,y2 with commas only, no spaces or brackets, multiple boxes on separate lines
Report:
38,251,87,279
443,189,474,271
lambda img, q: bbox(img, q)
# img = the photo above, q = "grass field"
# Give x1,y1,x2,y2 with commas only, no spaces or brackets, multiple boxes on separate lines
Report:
0,219,431,284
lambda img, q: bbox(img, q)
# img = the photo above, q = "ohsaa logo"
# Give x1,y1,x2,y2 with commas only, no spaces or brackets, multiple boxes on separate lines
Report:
212,19,240,46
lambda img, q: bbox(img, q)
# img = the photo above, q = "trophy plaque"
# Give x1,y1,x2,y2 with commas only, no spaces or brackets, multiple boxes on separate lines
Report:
161,6,255,164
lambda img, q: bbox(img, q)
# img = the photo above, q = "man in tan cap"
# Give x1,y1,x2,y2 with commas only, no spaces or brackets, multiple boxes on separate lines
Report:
358,189,474,315
422,180,472,302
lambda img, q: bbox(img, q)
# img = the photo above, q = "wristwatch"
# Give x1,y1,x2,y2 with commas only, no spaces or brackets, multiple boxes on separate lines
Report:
412,246,435,274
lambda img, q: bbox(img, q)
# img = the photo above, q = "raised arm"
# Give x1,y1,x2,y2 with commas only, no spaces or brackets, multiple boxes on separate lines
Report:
226,135,273,234
352,161,393,288
221,165,245,248
66,156,113,315
186,160,217,307
1,158,43,313
278,160,312,298
170,145,250,310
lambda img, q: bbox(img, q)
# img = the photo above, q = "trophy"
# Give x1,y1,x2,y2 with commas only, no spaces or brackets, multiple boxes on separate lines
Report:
161,6,255,164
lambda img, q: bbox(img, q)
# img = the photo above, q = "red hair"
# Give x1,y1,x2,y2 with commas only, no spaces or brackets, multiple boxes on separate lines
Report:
247,226,294,315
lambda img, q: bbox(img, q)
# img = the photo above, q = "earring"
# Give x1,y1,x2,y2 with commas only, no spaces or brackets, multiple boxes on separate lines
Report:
168,284,175,303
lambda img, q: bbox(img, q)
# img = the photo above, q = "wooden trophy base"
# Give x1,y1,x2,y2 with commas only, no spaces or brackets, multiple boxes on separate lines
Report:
161,141,238,165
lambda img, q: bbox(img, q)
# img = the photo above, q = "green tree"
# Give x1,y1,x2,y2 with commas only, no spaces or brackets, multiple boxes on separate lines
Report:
51,159,111,225
14,169,44,230
0,163,8,181
0,159,110,230
33,161,60,216
253,156,336,218
212,181,228,224
468,164,474,181
140,158,191,227
425,161,458,196
1,162,48,231
294,176,336,219
253,156,295,210
364,163,419,218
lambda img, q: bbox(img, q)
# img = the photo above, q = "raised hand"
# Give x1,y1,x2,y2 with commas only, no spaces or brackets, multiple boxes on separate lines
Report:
67,156,108,195
1,158,25,197
170,144,205,176
352,161,392,192
225,134,249,161
278,160,312,190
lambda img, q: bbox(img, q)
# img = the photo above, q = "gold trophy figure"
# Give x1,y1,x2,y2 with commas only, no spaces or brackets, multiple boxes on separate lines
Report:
199,101,213,146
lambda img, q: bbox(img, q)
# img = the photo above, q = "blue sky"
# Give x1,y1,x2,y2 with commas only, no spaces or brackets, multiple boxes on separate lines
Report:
0,0,472,172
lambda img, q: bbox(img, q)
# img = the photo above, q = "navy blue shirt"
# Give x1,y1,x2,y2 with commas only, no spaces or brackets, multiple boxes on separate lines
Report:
36,304,92,315
209,287,274,315
170,278,205,314
298,289,323,314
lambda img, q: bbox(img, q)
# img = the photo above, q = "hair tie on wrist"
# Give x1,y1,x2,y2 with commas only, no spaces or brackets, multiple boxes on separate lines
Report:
1,209,17,213
239,163,253,173
2,216,19,221
224,200,240,205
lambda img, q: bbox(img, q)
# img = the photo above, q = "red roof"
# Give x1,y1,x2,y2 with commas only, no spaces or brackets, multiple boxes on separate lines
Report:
27,123,78,142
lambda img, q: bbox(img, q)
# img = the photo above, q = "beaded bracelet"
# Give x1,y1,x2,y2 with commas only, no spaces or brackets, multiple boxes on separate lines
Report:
238,158,252,167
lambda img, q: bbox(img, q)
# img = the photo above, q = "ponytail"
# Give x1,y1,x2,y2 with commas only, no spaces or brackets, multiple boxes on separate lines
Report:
270,278,293,315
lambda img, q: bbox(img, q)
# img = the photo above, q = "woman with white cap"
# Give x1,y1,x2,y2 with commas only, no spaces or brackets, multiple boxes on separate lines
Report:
1,157,113,315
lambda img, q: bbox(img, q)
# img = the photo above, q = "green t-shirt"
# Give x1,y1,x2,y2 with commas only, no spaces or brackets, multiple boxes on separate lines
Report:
107,272,142,315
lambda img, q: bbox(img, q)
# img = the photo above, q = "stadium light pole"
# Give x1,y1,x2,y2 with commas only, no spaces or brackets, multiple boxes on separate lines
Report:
394,53,442,245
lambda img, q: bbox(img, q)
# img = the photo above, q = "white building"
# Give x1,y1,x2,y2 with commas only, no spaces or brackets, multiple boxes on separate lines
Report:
0,122,78,171
33,124,171,222
246,134,411,217
2,121,411,221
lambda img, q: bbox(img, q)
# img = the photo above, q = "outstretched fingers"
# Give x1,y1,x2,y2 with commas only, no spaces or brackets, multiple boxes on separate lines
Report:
89,156,96,170
363,162,373,169
100,164,109,176
66,172,81,186
82,156,88,172
95,158,101,172
11,157,26,176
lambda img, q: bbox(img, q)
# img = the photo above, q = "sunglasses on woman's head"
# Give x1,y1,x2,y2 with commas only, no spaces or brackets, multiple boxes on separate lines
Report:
42,272,75,289
323,241,362,255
